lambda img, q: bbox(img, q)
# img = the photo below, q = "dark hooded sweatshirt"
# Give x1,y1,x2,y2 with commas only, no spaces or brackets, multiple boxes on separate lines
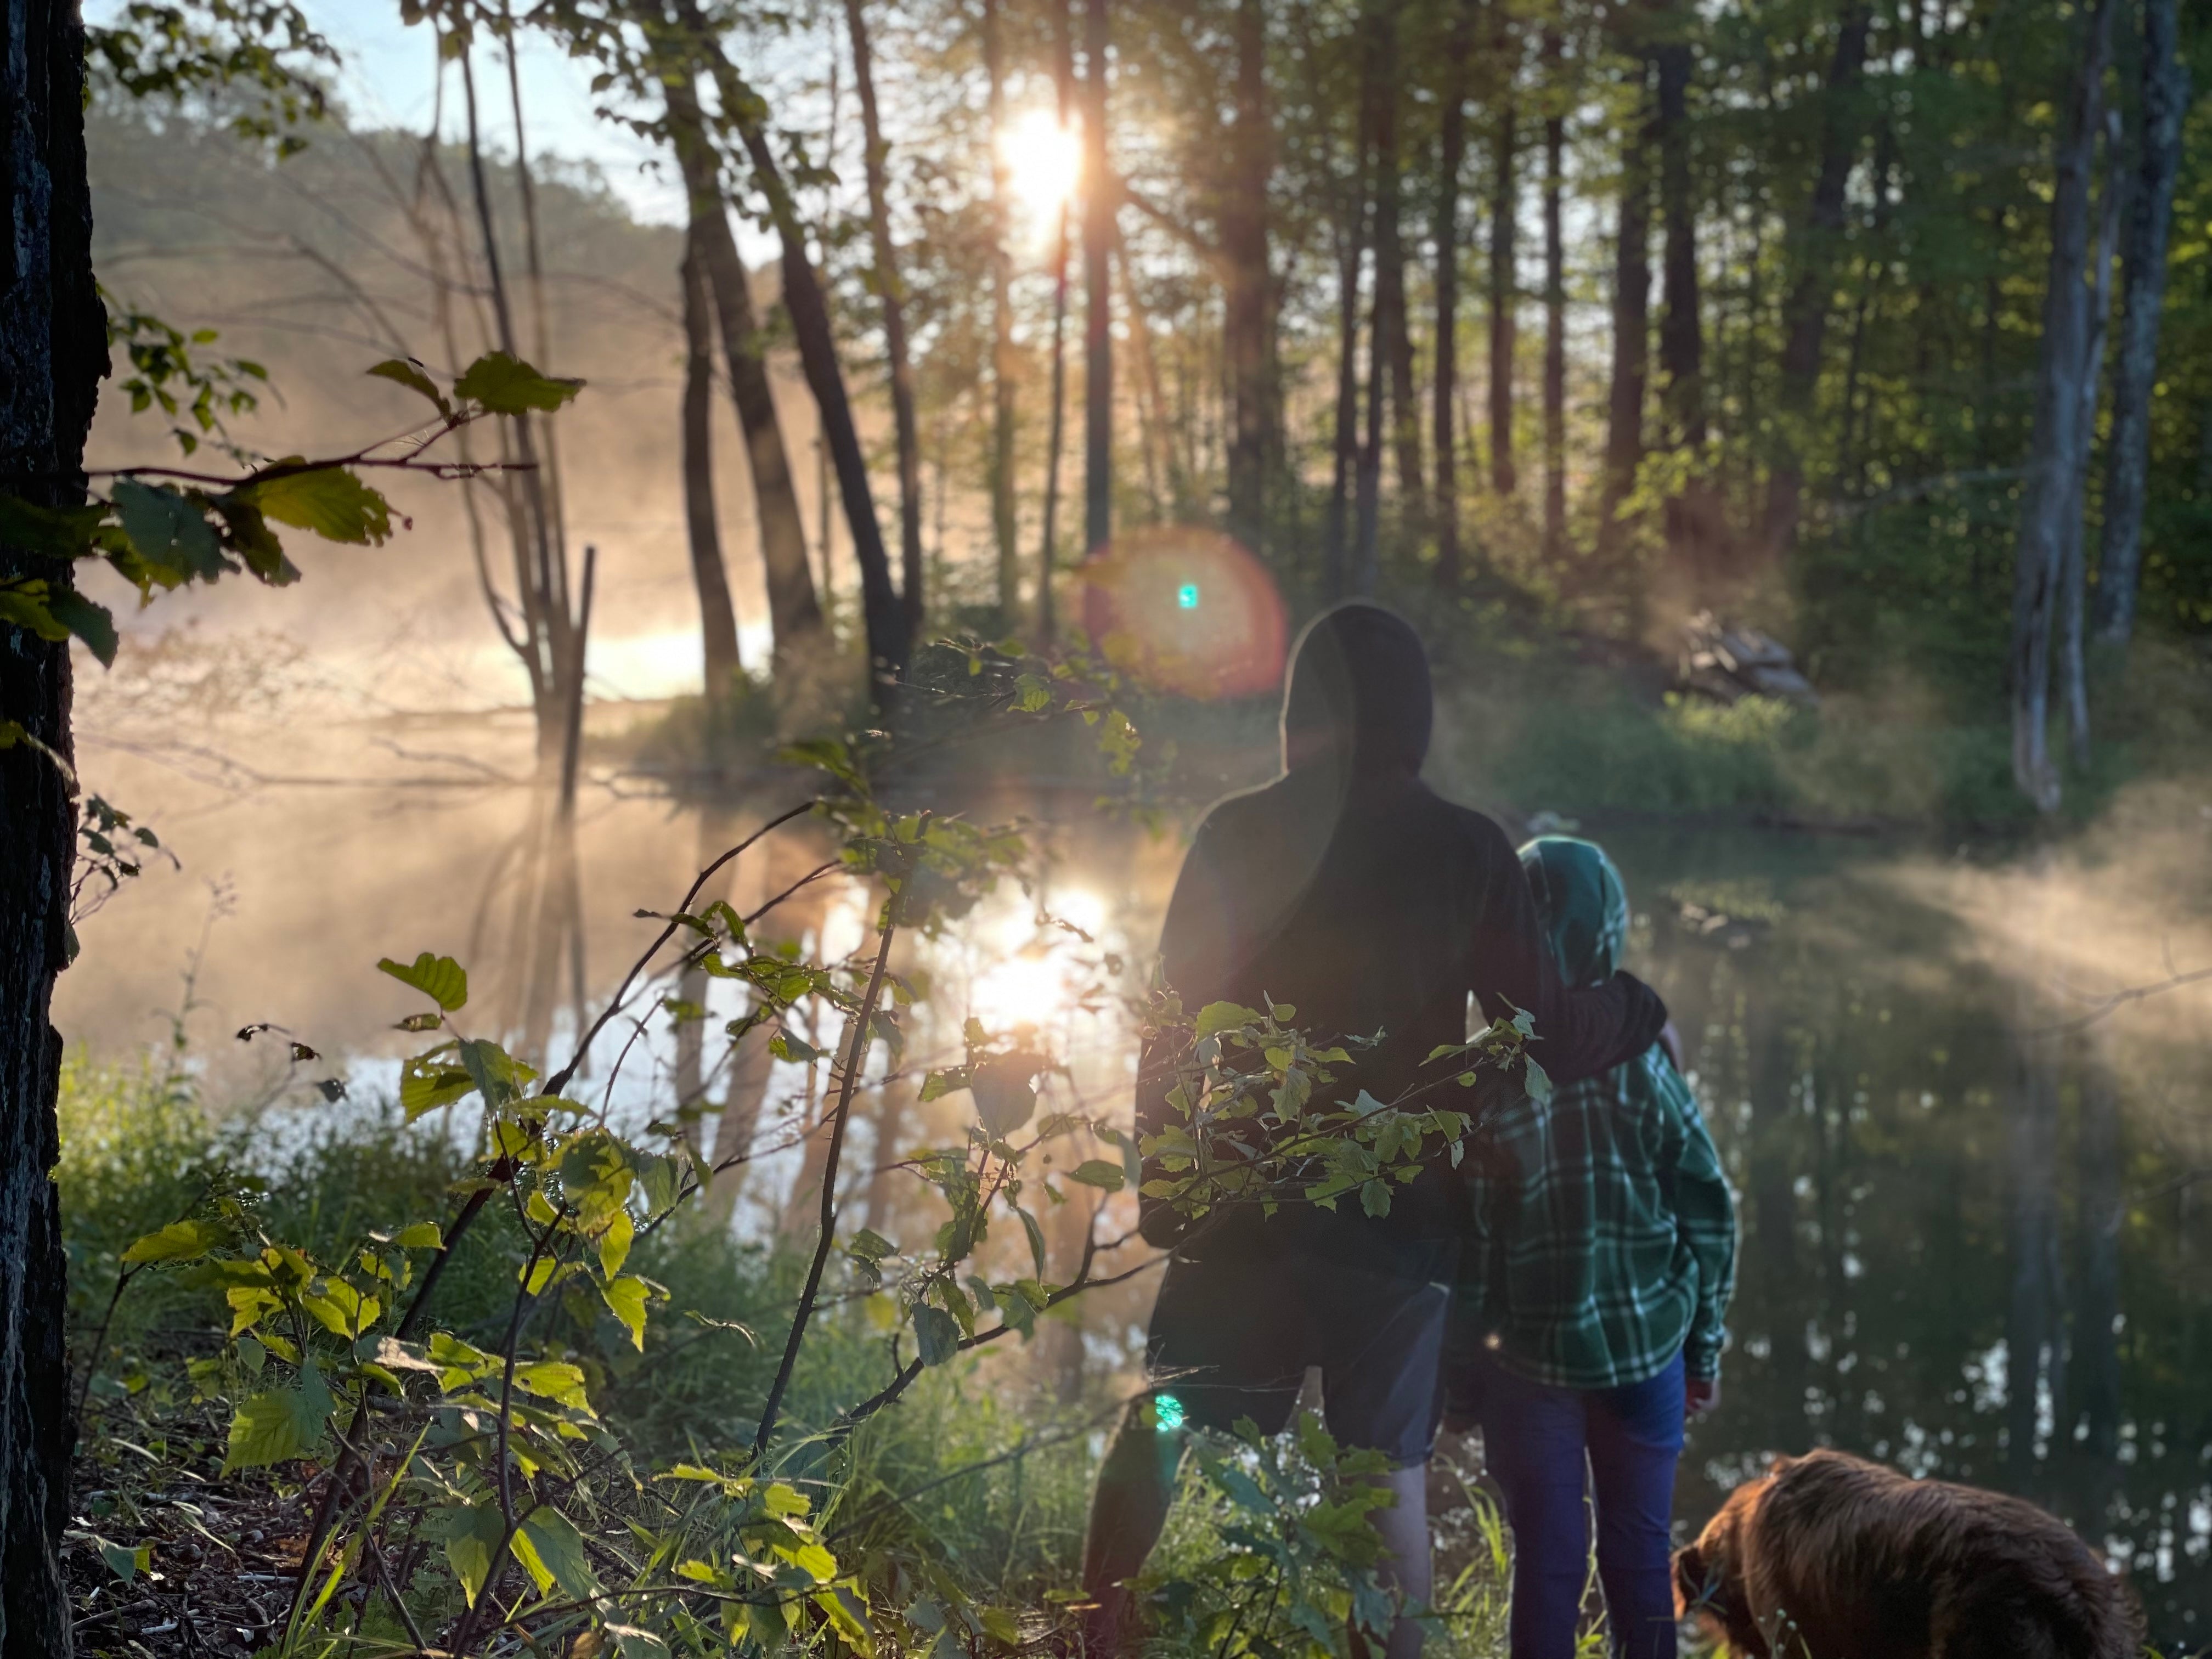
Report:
1136,603,1669,1281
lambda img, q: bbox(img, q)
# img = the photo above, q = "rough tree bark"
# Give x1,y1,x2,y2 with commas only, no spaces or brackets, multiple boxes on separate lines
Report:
1655,24,1716,576
844,0,927,641
679,220,742,694
2008,0,2115,812
1758,1,1870,561
664,77,825,673
1486,0,1518,499
0,6,100,1652
2058,114,2122,772
984,0,1020,618
1541,21,1566,562
1434,0,1476,589
1082,0,1113,556
1222,0,1275,555
1352,0,1398,595
2092,0,2187,649
1599,55,1652,561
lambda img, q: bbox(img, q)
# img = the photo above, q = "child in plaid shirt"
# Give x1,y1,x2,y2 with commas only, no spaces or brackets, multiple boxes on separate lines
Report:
1446,836,1737,1659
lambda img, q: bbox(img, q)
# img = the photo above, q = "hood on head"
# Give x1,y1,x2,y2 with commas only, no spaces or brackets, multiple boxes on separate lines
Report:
1517,835,1629,987
1279,601,1432,776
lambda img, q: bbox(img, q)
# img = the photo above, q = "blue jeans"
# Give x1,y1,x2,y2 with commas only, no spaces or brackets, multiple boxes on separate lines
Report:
1476,1350,1685,1659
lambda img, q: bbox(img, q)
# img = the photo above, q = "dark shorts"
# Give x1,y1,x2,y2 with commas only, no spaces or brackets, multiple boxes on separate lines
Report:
1144,1251,1449,1468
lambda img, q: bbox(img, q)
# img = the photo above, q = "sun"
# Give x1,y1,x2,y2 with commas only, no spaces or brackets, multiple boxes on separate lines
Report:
999,106,1081,246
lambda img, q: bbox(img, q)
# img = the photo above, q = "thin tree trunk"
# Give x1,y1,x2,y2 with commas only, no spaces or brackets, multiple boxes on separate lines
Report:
1325,194,1368,600
1117,233,1182,513
2092,0,2187,648
1353,1,1397,595
1223,0,1275,554
678,3,907,695
1434,0,1476,589
1759,2,1872,561
2061,114,2123,772
2006,970,2067,1494
502,10,572,634
1600,55,1652,558
1082,0,1114,555
0,5,98,1650
665,77,826,674
1541,21,1567,562
1035,0,1076,643
1655,29,1713,573
680,222,743,695
2072,1034,2123,1508
844,0,927,642
984,0,1020,619
2008,0,2115,812
1486,2,1519,498
1376,7,1421,516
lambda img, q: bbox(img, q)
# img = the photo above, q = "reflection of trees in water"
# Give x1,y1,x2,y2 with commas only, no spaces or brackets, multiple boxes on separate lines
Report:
465,791,588,1071
1630,839,2212,1639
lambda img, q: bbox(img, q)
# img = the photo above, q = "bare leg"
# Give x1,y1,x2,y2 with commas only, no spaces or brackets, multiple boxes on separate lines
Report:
1080,1405,1187,1652
1359,1462,1434,1659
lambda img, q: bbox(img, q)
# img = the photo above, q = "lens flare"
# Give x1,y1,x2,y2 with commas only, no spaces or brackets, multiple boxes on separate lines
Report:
1077,527,1287,701
1153,1392,1187,1431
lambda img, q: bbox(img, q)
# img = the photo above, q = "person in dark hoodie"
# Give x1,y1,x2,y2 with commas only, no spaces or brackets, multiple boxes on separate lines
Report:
1077,602,1670,1658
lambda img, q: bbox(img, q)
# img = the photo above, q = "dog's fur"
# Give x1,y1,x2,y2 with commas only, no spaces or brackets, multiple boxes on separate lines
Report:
1674,1450,2140,1659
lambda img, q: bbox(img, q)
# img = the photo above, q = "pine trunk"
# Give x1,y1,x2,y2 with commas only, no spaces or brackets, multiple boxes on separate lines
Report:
0,7,100,1652
1541,23,1567,562
1600,58,1652,557
1352,1,1397,595
1486,3,1518,499
984,0,1020,619
1082,0,1114,556
1223,0,1275,554
1433,0,1476,589
1655,32,1714,574
680,221,743,695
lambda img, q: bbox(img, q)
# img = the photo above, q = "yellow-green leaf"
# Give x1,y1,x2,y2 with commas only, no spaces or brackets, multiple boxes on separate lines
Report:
377,952,469,1011
601,1274,648,1349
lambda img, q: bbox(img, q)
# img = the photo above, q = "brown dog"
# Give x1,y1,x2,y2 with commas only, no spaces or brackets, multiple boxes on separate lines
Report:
1674,1450,2140,1659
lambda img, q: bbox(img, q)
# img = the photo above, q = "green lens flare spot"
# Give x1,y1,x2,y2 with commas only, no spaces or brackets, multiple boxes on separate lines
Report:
1153,1391,1186,1431
1177,583,1200,610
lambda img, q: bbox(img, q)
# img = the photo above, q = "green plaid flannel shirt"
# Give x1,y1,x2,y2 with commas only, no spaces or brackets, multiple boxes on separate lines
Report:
1456,837,1737,1389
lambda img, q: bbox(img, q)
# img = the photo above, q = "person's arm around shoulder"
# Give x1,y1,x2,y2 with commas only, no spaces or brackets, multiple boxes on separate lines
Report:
1654,1047,1736,1416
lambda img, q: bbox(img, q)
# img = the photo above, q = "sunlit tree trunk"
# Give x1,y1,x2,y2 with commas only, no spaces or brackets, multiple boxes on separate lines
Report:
1223,0,1276,555
1433,0,1476,590
1082,0,1114,556
2008,0,2114,812
1486,1,1518,499
2093,0,2187,650
1600,56,1652,562
1541,21,1566,563
680,222,742,696
1759,1,1870,562
1655,29,1713,575
984,0,1020,619
0,8,98,1651
1036,0,1076,644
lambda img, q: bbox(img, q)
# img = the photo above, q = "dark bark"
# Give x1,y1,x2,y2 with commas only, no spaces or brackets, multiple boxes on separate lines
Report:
1758,2,1871,561
679,221,742,694
1655,29,1715,573
1324,183,1367,600
2072,1037,2123,1493
1082,0,1113,556
2005,974,2066,1493
1377,10,1421,516
1434,0,1477,589
2008,0,2115,812
844,0,927,640
2059,113,2123,773
1486,2,1518,498
664,79,825,671
1352,1,1398,595
1036,0,1076,644
1541,23,1566,562
1223,0,1275,554
1600,57,1652,557
0,5,100,1652
678,4,906,693
2092,0,2187,648
984,0,1019,618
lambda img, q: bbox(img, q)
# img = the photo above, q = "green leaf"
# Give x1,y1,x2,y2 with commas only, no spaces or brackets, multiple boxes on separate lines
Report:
969,1056,1038,1141
912,1304,961,1367
454,349,584,414
1194,1001,1263,1041
392,1221,443,1250
1523,1055,1553,1105
222,1365,334,1471
443,1500,506,1606
122,1217,225,1266
0,493,103,557
367,357,453,417
377,951,469,1010
601,1274,649,1350
95,1537,151,1583
1015,1206,1046,1279
816,1587,876,1657
515,1505,598,1599
459,1036,535,1108
1065,1160,1125,1192
1359,1180,1392,1218
238,461,393,545
112,479,225,580
598,1209,635,1279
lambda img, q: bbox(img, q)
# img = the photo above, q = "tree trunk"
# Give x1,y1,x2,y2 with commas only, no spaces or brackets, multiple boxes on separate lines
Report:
1223,0,1275,554
1655,29,1714,574
1325,187,1367,601
1758,2,1871,561
2005,972,2066,1493
2092,0,2187,649
2072,1035,2123,1513
665,78,825,675
1486,3,1518,499
0,7,100,1652
1600,57,1652,558
1352,1,1397,595
1037,0,1076,643
1541,21,1567,562
2008,0,2115,813
842,0,927,646
1376,10,1421,518
680,221,743,695
2059,114,2123,773
1434,0,1476,590
984,0,1020,619
1082,0,1114,556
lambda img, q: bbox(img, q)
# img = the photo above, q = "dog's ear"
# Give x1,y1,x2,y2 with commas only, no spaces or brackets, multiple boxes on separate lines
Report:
1767,1453,1795,1476
1673,1544,1708,1613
